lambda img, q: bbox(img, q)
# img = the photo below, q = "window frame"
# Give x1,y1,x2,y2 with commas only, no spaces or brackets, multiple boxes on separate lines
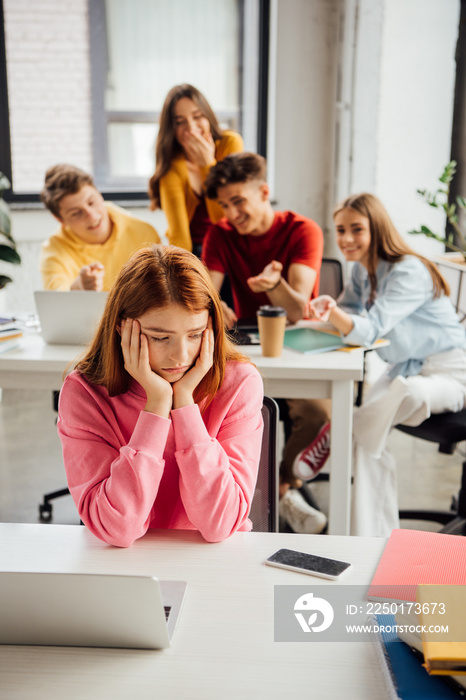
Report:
0,0,270,204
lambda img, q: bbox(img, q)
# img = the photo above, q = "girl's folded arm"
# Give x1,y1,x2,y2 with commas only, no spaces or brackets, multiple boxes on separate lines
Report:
58,392,170,547
172,372,264,542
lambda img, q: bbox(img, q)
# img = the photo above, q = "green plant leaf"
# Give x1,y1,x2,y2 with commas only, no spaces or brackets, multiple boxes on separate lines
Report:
0,173,11,194
0,244,21,264
413,226,449,244
0,274,13,289
0,199,11,238
439,160,456,184
457,196,466,210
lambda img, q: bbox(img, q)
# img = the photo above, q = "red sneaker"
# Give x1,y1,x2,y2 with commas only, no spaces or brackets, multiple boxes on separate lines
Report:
292,422,331,481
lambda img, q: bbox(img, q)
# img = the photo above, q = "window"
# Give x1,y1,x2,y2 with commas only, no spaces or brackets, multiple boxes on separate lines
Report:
90,0,244,191
1,0,264,200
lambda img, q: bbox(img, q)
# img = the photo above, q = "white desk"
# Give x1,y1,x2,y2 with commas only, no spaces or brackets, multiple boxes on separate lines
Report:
0,335,364,535
0,523,388,700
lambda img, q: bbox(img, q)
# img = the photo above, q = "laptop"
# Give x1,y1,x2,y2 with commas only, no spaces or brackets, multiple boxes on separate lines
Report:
0,571,186,649
229,318,261,346
34,290,108,345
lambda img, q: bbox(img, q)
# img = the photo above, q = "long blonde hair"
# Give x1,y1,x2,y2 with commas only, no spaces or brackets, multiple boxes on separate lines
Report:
334,193,449,302
77,245,246,407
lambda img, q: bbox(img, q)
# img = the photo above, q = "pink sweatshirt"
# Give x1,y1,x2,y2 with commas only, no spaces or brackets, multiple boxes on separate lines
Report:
57,361,264,547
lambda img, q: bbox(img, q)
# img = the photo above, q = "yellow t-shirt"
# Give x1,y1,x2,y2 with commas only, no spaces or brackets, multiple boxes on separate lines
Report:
40,202,160,291
159,130,243,251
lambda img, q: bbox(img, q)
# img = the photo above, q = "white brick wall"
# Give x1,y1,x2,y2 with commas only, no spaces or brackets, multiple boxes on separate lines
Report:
3,0,93,193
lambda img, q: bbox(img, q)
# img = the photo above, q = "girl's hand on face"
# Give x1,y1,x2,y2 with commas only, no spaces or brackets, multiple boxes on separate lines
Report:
304,295,337,322
181,130,215,167
172,318,214,409
120,319,173,417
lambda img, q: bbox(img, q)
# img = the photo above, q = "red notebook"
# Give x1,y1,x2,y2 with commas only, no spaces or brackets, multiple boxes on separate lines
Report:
367,528,466,603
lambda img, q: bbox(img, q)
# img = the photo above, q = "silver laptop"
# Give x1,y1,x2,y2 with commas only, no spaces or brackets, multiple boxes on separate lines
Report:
0,572,186,649
34,290,108,345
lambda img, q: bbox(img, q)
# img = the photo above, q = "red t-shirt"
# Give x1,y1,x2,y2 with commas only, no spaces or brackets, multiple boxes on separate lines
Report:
202,211,323,320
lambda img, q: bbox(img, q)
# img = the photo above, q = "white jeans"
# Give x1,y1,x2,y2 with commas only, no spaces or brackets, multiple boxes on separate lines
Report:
350,348,466,537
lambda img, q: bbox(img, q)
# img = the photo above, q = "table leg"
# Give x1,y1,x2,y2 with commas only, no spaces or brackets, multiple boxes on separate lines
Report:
328,379,354,535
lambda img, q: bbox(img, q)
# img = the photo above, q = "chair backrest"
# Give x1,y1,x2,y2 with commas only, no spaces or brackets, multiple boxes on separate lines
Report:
249,396,279,532
320,258,343,299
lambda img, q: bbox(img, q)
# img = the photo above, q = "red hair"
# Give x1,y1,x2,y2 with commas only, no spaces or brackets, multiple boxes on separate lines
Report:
77,245,246,406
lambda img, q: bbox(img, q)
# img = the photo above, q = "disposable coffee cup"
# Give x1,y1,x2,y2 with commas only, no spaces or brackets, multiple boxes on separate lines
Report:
256,305,287,357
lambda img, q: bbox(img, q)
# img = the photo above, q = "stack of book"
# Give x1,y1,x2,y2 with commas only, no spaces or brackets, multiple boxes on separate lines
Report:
0,317,23,354
368,528,466,698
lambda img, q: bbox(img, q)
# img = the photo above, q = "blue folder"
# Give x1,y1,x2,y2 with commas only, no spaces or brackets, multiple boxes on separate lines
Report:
375,614,463,699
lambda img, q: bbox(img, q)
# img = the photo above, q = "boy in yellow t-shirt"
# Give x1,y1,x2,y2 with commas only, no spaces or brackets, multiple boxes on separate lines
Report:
40,164,160,291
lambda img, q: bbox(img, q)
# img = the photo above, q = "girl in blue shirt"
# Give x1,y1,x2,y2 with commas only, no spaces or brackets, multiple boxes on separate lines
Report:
299,192,466,536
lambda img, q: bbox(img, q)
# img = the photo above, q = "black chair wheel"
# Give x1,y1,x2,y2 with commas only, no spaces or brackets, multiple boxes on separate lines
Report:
39,504,53,522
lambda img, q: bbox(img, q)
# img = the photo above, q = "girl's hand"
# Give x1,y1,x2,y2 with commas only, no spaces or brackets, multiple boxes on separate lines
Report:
120,319,173,417
172,319,214,409
181,130,215,167
304,295,337,322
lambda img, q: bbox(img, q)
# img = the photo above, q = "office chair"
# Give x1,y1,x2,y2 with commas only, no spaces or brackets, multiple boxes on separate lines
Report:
39,396,280,528
319,257,344,299
396,409,466,535
249,396,279,532
39,486,70,521
38,391,70,522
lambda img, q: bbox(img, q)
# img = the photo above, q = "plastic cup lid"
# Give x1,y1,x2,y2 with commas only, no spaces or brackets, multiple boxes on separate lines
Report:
256,305,287,317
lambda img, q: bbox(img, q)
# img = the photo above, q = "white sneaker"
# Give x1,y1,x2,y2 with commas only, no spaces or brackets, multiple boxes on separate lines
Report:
279,489,327,534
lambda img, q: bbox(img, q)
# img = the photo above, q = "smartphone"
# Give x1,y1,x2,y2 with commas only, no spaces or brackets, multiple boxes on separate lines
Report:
265,548,352,580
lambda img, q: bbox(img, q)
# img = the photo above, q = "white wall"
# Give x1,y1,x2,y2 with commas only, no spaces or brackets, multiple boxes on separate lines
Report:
336,0,460,260
365,0,459,256
270,0,339,238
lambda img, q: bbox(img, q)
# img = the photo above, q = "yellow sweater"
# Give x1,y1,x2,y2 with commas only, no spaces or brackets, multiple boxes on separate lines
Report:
159,130,243,251
40,202,160,291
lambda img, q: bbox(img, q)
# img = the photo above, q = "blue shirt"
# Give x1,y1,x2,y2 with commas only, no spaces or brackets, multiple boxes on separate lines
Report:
339,256,466,377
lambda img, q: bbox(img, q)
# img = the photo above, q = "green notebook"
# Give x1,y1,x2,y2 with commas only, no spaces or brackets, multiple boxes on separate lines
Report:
283,327,345,354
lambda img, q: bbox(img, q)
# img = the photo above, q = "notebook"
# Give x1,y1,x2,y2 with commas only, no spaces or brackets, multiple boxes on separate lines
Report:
416,585,466,675
34,290,108,345
367,529,466,604
283,327,345,354
395,606,466,691
0,571,186,649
